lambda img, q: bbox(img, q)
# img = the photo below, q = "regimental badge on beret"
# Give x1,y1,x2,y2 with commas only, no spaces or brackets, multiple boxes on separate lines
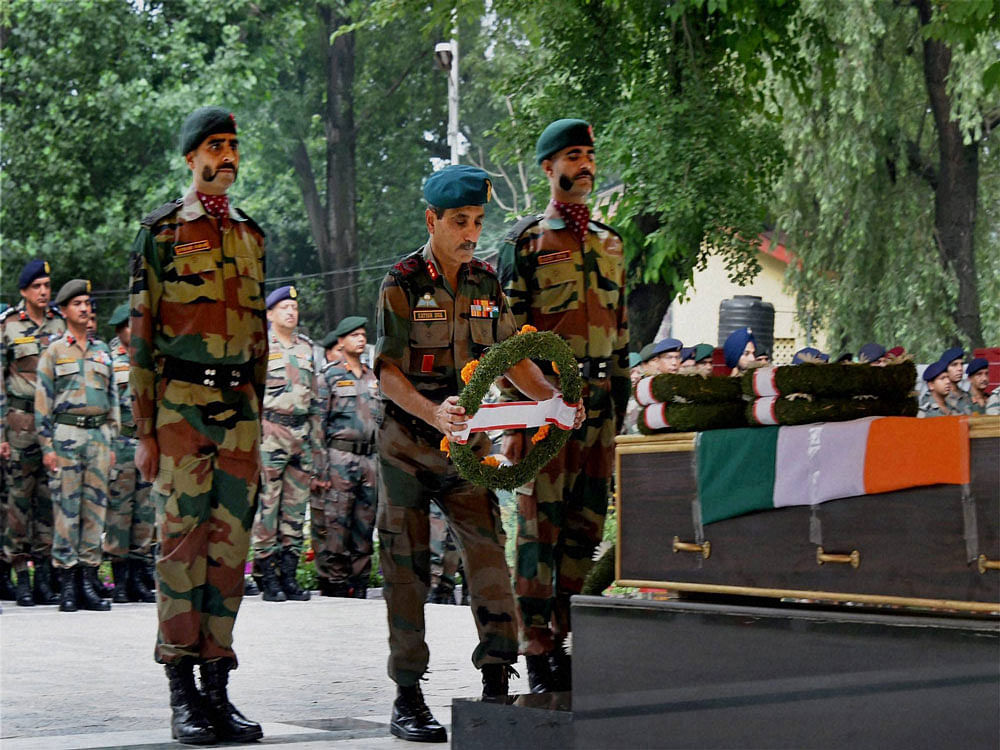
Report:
44,261,50,274
289,286,297,299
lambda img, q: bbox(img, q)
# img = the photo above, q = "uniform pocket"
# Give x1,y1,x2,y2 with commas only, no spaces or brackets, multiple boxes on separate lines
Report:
234,253,264,310
535,263,579,314
410,320,451,348
165,249,220,303
469,318,494,346
594,254,623,309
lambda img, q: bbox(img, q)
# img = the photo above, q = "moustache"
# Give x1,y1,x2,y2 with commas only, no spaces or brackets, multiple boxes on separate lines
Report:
459,242,477,252
202,165,238,182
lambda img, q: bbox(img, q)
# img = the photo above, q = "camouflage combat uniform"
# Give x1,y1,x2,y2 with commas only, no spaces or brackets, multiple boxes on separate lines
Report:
1,302,65,573
375,243,518,686
251,329,322,561
103,336,155,565
428,501,461,600
500,204,629,655
946,388,973,415
314,356,379,591
130,186,267,665
35,331,120,569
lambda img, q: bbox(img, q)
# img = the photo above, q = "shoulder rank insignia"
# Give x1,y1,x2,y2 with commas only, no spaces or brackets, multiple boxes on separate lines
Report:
469,257,496,275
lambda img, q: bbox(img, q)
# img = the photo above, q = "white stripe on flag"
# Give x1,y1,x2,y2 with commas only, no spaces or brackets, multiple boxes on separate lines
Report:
643,403,670,430
772,418,874,508
752,367,779,398
452,396,578,443
753,397,779,425
636,376,657,405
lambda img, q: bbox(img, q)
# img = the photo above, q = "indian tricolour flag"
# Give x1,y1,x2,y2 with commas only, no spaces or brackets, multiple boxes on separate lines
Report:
696,416,970,525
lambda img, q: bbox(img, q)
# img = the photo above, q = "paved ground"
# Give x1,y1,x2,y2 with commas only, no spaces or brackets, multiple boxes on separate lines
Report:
0,591,530,749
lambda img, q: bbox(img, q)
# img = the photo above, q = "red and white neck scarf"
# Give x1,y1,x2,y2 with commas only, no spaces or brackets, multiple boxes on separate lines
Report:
552,199,590,246
197,191,230,220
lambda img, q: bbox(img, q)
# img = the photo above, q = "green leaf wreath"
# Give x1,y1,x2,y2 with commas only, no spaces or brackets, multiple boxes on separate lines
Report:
448,328,582,490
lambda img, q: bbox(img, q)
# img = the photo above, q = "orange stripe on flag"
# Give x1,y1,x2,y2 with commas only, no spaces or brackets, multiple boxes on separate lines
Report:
863,416,970,495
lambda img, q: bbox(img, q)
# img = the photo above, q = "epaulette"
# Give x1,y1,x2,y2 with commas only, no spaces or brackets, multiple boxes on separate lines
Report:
0,306,17,324
235,208,265,237
47,303,65,320
320,359,343,375
589,218,623,239
296,332,314,346
390,251,423,278
504,215,542,243
469,257,497,276
140,199,183,228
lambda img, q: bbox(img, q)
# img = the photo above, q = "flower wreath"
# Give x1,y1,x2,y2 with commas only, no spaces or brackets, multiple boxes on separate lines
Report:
442,326,582,490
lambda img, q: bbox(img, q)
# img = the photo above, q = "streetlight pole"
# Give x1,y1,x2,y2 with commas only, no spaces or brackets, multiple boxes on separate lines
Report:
434,36,459,165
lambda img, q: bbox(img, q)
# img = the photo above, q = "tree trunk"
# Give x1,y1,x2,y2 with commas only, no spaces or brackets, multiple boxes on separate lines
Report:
917,0,983,347
319,5,358,328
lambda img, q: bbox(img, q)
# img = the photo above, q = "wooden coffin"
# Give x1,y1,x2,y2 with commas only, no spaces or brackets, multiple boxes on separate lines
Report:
615,416,1000,614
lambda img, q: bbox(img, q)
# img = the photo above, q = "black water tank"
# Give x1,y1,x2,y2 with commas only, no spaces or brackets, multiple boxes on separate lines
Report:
718,295,775,356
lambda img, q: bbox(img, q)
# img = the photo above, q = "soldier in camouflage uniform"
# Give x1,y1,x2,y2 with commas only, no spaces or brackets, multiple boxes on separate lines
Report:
314,315,378,599
102,301,156,604
499,119,629,693
130,107,265,745
0,363,16,600
426,501,461,604
1,259,65,607
941,347,973,415
251,285,320,603
918,359,956,417
375,165,584,742
35,279,120,612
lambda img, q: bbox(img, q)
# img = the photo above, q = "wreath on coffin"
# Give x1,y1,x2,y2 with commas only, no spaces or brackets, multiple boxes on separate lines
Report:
441,325,582,490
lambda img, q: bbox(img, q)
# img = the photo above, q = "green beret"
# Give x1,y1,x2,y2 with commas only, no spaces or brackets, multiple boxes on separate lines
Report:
535,118,594,164
320,331,339,350
108,302,130,328
180,106,237,155
423,165,492,209
639,342,656,363
55,279,91,306
693,343,715,363
333,315,368,340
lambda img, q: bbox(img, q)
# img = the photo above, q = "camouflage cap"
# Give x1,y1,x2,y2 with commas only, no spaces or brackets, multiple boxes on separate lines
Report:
108,301,130,328
55,279,91,306
333,315,367,340
180,106,237,155
423,165,492,209
18,259,51,289
535,118,594,164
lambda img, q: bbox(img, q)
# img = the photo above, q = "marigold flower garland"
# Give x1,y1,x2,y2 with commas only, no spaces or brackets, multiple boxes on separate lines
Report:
444,325,581,490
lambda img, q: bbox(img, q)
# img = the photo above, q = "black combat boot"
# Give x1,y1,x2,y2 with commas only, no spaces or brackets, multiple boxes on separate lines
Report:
323,579,352,597
15,569,34,607
58,567,78,612
390,683,447,743
127,558,156,602
165,659,217,745
78,566,111,611
548,643,572,692
0,560,17,600
140,555,157,592
199,659,263,742
243,577,260,596
481,664,517,702
426,583,455,605
111,559,130,603
525,653,554,694
258,555,286,602
279,549,310,601
32,557,60,605
351,580,368,599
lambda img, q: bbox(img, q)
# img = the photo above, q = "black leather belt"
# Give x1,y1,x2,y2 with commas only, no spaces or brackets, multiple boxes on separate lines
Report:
162,357,254,388
54,413,107,429
8,395,33,412
264,410,308,428
327,438,375,455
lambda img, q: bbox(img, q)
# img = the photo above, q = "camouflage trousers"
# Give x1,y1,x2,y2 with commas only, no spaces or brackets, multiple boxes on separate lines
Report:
251,422,311,560
515,382,614,655
311,446,376,584
377,416,517,686
103,436,154,560
429,500,461,590
49,424,112,569
3,409,54,571
152,380,260,666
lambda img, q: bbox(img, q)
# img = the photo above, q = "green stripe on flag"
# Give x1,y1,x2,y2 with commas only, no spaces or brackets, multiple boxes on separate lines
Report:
697,427,779,524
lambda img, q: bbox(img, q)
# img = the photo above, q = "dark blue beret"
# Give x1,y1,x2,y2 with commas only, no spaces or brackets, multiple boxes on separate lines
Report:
939,347,963,365
535,118,594,164
723,327,756,369
923,359,949,382
423,165,492,209
266,285,297,310
651,338,683,357
108,302,130,328
180,106,237,155
858,342,886,363
792,347,829,365
680,347,695,362
18,259,51,289
967,357,989,376
332,315,367,339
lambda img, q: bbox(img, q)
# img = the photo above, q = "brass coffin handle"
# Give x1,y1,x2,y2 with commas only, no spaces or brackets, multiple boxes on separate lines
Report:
977,554,999,574
816,546,860,569
673,536,711,559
